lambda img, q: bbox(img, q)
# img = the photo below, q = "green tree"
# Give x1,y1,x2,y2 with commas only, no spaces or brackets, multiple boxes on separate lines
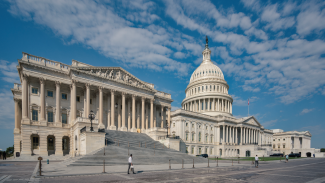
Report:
321,148,325,152
6,145,14,157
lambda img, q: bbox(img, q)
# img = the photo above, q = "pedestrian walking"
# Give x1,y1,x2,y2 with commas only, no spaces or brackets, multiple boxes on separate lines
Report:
313,154,315,158
3,151,6,160
255,155,259,168
127,154,135,174
285,154,289,163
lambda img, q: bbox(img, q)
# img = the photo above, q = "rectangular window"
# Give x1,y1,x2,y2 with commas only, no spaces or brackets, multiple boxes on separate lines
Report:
32,87,38,94
192,133,194,141
76,96,80,102
273,145,275,148
32,110,38,121
48,137,54,150
199,148,202,154
211,136,213,143
191,147,194,154
278,139,280,141
48,112,53,122
173,123,175,127
199,132,201,142
206,136,208,142
186,133,188,141
273,139,275,141
210,148,212,154
186,123,188,127
90,99,92,104
62,114,67,124
186,147,188,154
62,93,67,100
47,91,53,97
205,148,208,153
192,124,194,128
62,138,68,150
283,145,285,148
283,139,285,141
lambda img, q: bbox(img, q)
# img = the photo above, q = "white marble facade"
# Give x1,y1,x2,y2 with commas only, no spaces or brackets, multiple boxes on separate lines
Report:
272,129,314,157
11,52,172,157
171,41,276,157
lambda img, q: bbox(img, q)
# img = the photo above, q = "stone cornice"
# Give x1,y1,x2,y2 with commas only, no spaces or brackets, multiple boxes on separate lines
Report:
186,77,229,89
19,59,69,75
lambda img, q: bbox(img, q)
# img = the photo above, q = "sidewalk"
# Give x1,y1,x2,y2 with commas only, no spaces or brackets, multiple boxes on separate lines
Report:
37,161,249,178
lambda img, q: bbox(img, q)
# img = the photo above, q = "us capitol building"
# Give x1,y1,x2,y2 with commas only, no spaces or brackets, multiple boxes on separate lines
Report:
10,38,314,158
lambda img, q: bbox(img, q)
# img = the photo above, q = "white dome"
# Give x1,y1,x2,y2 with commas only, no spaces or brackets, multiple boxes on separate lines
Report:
181,38,233,117
189,60,224,84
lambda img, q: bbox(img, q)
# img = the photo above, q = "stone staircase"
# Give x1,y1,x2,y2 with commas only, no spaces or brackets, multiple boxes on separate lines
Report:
66,130,208,166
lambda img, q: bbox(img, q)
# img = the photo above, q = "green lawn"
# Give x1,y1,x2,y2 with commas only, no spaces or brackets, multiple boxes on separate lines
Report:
208,157,305,161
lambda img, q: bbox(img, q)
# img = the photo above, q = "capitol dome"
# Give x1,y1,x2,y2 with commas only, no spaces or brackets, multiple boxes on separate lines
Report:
182,37,233,117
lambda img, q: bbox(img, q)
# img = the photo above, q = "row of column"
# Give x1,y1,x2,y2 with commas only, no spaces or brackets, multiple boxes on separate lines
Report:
239,127,260,145
183,98,232,113
19,76,171,131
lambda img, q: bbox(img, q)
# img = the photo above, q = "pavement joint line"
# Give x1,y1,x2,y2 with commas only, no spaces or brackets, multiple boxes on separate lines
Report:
306,177,325,183
0,175,11,183
256,172,316,178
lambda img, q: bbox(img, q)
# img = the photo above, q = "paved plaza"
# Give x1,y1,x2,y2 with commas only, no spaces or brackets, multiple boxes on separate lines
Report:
1,158,325,183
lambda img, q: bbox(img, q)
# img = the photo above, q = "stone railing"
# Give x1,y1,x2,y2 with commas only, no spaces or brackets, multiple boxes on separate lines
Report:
22,52,70,72
74,117,98,125
14,83,22,90
155,91,171,99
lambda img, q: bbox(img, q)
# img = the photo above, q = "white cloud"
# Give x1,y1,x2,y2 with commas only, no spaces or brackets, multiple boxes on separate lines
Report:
300,108,314,115
261,4,295,31
171,106,181,111
296,1,325,36
231,95,258,106
262,119,278,127
7,0,199,76
297,125,325,135
0,91,15,129
0,60,19,84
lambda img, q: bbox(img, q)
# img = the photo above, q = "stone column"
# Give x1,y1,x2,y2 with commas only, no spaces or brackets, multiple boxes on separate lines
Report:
212,98,215,111
150,99,154,129
40,78,46,122
55,135,63,156
121,93,127,131
98,87,105,129
131,95,136,132
230,102,232,114
118,97,122,129
55,81,61,125
141,97,145,132
243,128,246,144
160,105,164,128
110,90,116,130
22,75,28,120
136,101,140,129
70,80,77,123
235,127,237,144
167,107,171,135
240,127,242,145
203,99,205,111
221,99,224,112
153,104,156,127
225,125,228,144
222,125,225,144
145,103,149,129
248,128,251,144
199,99,202,112
85,84,90,117
208,98,210,111
107,94,111,129
232,126,234,144
127,98,131,130
14,99,21,133
216,126,220,144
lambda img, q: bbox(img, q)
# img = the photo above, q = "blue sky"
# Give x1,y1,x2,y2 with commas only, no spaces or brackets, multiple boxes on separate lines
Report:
0,0,324,150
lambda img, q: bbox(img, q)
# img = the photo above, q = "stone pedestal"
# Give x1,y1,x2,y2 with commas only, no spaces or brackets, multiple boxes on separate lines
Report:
158,138,186,153
130,128,137,132
110,126,117,130
79,131,105,155
120,126,128,131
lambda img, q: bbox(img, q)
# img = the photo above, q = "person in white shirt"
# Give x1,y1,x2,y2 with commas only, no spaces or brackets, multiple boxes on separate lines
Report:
128,154,135,174
255,155,259,168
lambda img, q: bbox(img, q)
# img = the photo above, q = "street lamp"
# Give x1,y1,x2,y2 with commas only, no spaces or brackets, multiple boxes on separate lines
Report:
166,120,169,137
88,110,95,132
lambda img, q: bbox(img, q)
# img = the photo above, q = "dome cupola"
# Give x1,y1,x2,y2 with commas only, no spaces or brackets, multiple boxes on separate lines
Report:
182,36,233,117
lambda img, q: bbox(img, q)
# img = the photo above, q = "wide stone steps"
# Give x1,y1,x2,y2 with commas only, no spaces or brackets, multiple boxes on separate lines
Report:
66,130,208,166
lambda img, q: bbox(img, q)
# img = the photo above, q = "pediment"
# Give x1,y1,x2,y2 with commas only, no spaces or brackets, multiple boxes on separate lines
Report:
243,116,261,127
74,67,155,91
305,131,312,137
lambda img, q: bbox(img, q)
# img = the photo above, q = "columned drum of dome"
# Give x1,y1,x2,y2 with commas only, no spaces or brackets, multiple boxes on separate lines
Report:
182,38,233,117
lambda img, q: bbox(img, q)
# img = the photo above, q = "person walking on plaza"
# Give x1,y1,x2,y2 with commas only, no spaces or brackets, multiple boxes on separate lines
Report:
3,151,6,160
255,155,259,168
285,154,289,163
127,154,135,174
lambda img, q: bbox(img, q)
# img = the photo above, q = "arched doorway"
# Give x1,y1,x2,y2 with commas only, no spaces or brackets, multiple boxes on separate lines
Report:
62,136,70,156
306,152,311,157
47,135,55,155
246,150,251,157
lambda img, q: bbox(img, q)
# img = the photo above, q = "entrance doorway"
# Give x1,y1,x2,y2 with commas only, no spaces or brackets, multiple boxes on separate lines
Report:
246,150,251,157
31,135,39,155
47,136,55,155
306,152,311,157
62,136,70,156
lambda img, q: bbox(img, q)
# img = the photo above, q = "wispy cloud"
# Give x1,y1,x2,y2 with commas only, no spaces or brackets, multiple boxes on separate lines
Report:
262,119,278,127
297,125,325,135
0,60,19,84
0,91,15,129
300,108,314,115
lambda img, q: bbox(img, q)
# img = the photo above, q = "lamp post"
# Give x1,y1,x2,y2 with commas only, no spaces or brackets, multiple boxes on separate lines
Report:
88,110,95,132
166,120,169,137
